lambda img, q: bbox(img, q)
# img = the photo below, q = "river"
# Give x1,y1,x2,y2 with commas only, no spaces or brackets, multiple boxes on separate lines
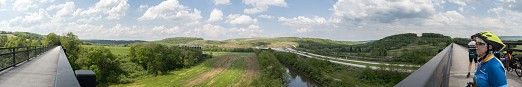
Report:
282,65,323,87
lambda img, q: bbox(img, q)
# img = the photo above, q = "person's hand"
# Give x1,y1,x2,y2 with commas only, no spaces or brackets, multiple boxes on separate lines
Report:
466,82,476,87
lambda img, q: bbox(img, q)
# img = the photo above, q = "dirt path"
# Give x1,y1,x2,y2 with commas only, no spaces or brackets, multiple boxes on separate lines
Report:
185,55,238,87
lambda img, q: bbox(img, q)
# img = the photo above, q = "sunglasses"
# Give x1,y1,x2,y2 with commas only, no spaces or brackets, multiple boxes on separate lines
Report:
476,42,486,46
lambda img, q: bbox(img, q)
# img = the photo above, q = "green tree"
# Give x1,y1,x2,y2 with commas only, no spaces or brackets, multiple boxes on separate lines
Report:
0,35,7,47
60,32,82,69
44,32,61,46
30,40,41,46
4,37,27,47
76,47,124,82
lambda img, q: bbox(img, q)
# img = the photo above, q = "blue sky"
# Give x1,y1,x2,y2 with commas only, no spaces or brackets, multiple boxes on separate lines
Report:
0,0,521,41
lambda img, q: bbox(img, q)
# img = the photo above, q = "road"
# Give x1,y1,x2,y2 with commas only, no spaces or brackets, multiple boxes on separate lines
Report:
272,48,415,72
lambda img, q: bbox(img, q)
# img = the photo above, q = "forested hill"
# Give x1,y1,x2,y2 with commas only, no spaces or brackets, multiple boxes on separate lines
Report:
154,37,204,44
82,40,146,45
0,31,45,47
364,33,452,50
153,37,363,48
499,36,522,41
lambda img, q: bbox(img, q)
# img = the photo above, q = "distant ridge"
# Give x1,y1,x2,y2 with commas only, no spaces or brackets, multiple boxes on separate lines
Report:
499,36,522,41
82,39,147,45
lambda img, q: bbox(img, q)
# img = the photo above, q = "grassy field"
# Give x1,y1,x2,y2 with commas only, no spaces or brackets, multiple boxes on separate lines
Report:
82,45,130,56
109,52,258,87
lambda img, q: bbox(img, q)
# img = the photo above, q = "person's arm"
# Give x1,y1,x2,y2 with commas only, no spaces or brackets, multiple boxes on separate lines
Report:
488,62,507,87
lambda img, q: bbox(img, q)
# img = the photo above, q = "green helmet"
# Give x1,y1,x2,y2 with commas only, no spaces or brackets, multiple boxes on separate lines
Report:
475,31,505,51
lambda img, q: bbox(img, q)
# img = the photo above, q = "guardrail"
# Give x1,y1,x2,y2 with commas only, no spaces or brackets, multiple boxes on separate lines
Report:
395,43,454,87
55,46,81,87
0,46,55,72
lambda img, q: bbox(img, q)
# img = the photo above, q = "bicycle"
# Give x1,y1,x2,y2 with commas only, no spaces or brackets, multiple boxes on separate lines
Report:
512,57,522,77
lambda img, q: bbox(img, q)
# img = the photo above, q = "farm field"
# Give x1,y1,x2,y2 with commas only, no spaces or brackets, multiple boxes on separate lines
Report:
109,52,259,87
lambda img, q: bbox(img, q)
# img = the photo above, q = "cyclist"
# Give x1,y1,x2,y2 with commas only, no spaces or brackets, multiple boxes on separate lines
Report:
467,35,478,78
467,31,507,87
500,51,510,70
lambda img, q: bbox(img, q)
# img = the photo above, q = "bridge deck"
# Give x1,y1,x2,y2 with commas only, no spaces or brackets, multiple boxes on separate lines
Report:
0,46,60,87
449,45,522,87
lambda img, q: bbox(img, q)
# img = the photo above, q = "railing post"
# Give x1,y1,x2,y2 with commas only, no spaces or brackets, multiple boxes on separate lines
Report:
26,47,29,61
12,48,15,67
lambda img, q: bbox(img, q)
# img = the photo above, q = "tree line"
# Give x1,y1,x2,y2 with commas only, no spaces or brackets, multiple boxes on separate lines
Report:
39,32,209,84
251,49,285,86
267,49,409,86
129,42,208,75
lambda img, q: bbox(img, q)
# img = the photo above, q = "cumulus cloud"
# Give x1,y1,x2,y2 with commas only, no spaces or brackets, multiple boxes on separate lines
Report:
13,0,37,12
424,11,465,26
182,24,227,38
54,1,76,18
0,0,6,7
151,25,181,35
226,14,257,25
332,0,436,23
213,0,230,5
8,9,50,27
139,5,148,11
448,0,469,6
499,0,522,12
138,0,202,22
243,0,288,14
208,8,223,23
258,15,273,19
79,0,130,20
278,16,328,26
278,16,332,33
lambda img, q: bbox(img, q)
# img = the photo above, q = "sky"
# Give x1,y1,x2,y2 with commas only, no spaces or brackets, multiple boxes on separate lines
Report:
0,0,522,41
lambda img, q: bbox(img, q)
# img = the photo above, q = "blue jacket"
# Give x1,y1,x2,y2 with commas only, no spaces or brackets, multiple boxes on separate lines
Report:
474,55,507,87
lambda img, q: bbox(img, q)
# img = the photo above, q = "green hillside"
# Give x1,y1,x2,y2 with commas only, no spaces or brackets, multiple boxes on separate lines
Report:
154,37,204,44
153,37,363,49
296,33,455,64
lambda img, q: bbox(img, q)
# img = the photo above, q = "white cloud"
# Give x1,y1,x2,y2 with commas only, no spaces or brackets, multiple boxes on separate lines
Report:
448,0,468,6
13,0,37,12
8,9,50,27
79,0,130,20
278,16,330,33
296,28,312,33
213,0,230,5
138,0,202,22
458,7,464,13
230,24,262,36
332,0,436,23
258,14,273,19
499,0,522,12
183,24,227,38
424,11,465,26
139,5,148,11
207,8,223,23
0,0,6,7
226,14,257,25
152,25,181,35
278,16,328,26
54,1,75,18
243,0,288,14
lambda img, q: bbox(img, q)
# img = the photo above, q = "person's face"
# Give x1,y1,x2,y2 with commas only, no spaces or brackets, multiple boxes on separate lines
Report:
476,39,487,57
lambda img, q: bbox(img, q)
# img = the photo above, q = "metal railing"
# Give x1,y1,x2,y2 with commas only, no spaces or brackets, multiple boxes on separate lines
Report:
395,43,454,87
0,46,55,72
55,46,81,87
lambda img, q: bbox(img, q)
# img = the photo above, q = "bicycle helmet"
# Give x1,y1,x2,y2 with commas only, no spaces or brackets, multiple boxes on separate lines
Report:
474,31,505,51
